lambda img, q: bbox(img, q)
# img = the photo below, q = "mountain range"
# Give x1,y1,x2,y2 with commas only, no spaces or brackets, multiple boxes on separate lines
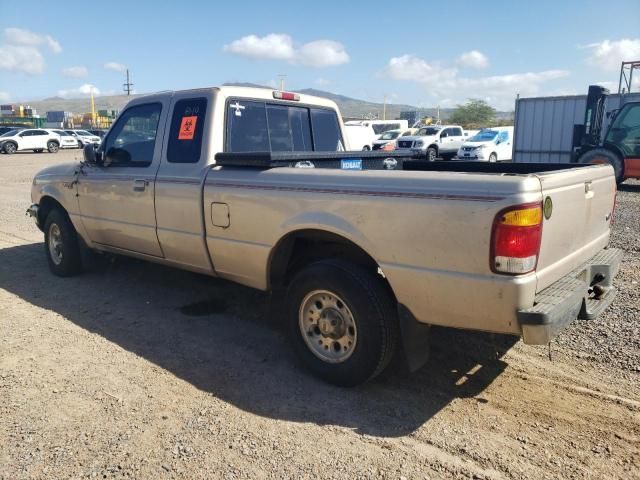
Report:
22,84,513,121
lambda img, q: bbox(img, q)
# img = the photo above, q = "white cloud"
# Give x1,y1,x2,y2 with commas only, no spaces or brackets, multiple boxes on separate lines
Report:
62,65,88,78
584,39,640,71
104,61,127,73
295,40,349,67
224,33,294,60
457,50,489,69
0,45,45,74
0,91,10,102
224,33,350,67
4,27,61,53
384,54,569,110
57,83,100,99
383,54,457,84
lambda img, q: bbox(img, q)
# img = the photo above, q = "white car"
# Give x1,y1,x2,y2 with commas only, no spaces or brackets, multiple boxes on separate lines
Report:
0,128,61,154
395,125,465,160
344,124,376,151
49,129,80,149
64,129,102,148
371,128,417,150
457,126,514,162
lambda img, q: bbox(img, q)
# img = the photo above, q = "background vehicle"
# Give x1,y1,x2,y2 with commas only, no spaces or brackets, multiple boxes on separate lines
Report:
0,126,25,136
574,85,640,183
344,123,376,150
395,125,465,160
28,87,621,387
457,126,514,162
49,129,80,149
345,119,409,137
372,128,417,150
87,129,108,138
0,128,60,154
64,129,101,148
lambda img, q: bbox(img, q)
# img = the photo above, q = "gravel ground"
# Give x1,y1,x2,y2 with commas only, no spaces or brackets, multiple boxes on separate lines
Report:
0,150,638,480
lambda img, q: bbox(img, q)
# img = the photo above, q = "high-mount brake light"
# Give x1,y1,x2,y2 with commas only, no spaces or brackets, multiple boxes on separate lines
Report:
491,203,543,275
273,91,300,101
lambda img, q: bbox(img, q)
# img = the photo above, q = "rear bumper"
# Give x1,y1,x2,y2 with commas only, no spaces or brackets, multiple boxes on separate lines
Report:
518,247,623,344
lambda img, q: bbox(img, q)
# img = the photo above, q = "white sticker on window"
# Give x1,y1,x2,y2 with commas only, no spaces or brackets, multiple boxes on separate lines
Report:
230,101,245,117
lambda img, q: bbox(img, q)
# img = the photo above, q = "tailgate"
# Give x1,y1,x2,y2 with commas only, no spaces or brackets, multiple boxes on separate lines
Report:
535,164,616,292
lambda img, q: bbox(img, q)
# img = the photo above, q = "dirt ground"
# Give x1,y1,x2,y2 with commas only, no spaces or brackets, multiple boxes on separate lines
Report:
1,150,638,480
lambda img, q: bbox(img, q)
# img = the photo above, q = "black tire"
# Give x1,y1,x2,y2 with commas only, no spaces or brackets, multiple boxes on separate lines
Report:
362,145,370,151
286,259,398,387
34,149,44,153
578,148,624,184
489,152,497,162
3,142,17,154
426,146,438,161
43,209,83,277
47,141,59,153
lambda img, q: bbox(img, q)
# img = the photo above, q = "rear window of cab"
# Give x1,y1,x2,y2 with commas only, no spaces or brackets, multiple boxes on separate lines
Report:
225,99,344,153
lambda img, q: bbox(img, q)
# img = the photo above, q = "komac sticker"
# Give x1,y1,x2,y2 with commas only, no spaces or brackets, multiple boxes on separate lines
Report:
178,116,198,140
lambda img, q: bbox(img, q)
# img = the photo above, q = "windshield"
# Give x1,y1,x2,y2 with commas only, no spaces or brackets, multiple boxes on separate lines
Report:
54,130,71,136
417,127,440,136
76,130,92,136
469,130,499,142
379,131,401,140
0,129,20,137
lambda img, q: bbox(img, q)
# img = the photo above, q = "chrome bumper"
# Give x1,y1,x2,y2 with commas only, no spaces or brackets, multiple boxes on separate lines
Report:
26,204,40,228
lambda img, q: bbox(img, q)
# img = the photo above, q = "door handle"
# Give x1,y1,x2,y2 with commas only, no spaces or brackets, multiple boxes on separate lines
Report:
133,179,148,192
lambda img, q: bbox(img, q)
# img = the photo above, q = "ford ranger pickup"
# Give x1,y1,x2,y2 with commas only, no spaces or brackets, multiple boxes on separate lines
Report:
28,87,622,386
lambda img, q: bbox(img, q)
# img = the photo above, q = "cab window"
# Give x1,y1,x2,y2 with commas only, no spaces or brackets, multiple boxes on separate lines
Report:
167,97,207,163
103,103,162,167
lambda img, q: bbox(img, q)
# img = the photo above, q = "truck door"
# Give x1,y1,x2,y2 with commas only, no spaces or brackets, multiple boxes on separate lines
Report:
77,100,168,257
439,128,457,153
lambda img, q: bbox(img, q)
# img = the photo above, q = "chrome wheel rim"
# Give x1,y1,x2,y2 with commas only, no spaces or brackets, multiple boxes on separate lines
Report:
5,144,15,153
427,149,436,161
48,223,63,265
299,290,357,363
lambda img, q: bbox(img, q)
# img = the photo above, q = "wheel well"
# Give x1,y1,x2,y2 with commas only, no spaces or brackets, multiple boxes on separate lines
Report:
269,229,396,299
38,196,66,227
428,144,438,152
48,139,60,145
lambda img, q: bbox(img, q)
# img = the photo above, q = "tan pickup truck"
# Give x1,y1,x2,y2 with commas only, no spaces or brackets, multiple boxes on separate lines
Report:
28,86,622,386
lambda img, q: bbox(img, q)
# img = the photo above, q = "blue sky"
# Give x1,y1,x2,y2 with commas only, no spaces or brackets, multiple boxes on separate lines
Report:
1,0,639,110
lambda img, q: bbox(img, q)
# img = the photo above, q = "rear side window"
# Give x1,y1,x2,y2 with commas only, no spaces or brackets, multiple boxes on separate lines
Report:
167,97,207,163
310,108,343,151
452,127,463,137
227,101,270,152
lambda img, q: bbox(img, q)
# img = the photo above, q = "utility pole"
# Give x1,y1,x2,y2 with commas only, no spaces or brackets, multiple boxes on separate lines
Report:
123,69,133,96
383,94,387,120
278,74,286,91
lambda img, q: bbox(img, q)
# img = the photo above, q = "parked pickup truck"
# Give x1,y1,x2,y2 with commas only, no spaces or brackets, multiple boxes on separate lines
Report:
395,124,466,161
28,86,622,386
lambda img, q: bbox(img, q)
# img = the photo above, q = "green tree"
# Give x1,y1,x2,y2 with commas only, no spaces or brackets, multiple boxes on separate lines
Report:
449,99,496,128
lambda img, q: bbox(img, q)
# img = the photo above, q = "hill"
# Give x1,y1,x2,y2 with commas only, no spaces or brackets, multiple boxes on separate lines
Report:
23,86,513,122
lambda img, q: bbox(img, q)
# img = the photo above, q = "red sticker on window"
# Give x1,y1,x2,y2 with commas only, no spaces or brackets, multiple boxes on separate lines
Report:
178,116,197,140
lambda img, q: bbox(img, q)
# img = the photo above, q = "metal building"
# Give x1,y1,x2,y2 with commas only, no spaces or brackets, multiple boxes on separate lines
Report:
512,92,640,163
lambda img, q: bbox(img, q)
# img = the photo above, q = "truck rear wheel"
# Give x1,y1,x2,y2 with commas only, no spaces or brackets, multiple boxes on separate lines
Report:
285,259,398,386
579,148,624,184
44,209,82,277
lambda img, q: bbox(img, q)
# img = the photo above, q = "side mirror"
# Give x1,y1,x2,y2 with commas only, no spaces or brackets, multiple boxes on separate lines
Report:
83,143,103,165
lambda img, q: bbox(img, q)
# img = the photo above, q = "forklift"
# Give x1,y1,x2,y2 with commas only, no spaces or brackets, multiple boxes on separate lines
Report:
573,85,640,184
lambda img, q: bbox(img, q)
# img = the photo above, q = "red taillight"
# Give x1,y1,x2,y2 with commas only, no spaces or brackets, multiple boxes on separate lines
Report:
491,203,543,275
273,91,300,101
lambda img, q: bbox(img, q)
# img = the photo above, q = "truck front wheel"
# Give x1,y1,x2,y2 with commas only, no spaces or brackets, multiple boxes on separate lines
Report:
579,148,624,184
44,209,82,277
286,259,398,386
426,147,438,161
